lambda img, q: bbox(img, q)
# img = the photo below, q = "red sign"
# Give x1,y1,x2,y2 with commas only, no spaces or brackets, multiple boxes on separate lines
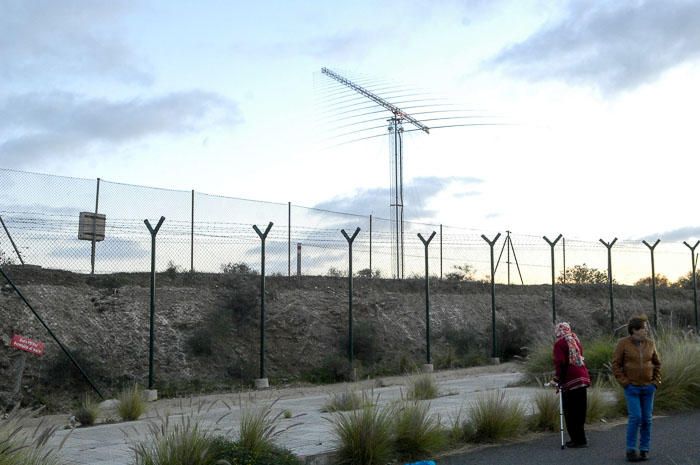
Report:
10,335,45,356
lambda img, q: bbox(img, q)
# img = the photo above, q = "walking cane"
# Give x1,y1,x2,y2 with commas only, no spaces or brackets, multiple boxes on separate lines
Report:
558,388,565,449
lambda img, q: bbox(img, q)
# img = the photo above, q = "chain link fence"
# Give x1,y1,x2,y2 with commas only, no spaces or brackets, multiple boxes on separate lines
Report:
0,168,694,285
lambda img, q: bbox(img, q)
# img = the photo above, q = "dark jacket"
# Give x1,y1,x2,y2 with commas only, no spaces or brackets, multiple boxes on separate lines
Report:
612,336,662,387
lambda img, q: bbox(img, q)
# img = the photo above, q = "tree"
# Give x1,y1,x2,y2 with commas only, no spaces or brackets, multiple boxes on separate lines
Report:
634,274,670,287
558,263,609,284
355,268,381,278
326,267,345,278
445,264,476,281
673,270,700,289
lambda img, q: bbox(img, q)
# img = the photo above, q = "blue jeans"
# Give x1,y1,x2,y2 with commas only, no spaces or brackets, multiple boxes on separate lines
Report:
624,384,656,452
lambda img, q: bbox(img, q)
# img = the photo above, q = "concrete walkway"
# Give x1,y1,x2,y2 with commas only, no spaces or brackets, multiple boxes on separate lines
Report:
44,363,551,465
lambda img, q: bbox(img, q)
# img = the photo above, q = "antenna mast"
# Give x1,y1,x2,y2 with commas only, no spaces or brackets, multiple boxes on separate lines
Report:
321,67,430,278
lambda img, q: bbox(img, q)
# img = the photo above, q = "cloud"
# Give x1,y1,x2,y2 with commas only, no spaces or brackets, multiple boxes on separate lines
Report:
314,176,482,220
50,236,148,260
489,1,700,92
0,91,241,165
641,226,700,242
0,0,149,83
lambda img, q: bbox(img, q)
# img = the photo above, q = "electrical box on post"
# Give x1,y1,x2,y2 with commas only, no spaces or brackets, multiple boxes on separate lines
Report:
78,212,106,241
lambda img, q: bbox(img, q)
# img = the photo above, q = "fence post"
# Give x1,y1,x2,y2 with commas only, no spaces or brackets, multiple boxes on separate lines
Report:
190,190,195,272
482,233,501,362
562,237,566,284
369,214,372,278
144,216,165,391
288,202,291,277
90,178,100,275
253,222,273,389
683,240,699,333
543,234,562,325
440,224,443,280
642,239,661,329
600,238,618,334
418,231,436,370
341,227,360,369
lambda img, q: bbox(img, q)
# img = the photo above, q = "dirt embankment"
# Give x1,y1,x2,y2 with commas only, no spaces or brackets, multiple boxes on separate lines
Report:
0,266,696,409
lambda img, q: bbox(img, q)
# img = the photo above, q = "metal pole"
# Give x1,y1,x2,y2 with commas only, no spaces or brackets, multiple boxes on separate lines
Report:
288,202,291,277
144,216,165,390
342,228,361,365
643,239,661,329
190,190,194,272
418,232,436,365
562,237,566,284
90,178,100,275
369,214,372,278
253,222,273,380
0,215,24,265
543,235,563,325
600,238,618,334
683,241,699,332
0,267,104,399
482,233,501,360
440,224,443,280
507,230,511,285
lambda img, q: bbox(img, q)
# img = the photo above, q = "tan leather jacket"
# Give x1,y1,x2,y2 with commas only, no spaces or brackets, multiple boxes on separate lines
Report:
612,336,661,386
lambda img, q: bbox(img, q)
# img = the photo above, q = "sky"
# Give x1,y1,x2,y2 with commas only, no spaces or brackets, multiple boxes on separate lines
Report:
1,0,699,270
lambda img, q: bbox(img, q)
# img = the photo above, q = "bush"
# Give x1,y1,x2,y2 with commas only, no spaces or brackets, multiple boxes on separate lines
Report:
132,414,219,465
322,387,371,413
523,342,553,383
74,394,100,426
582,337,615,381
586,380,615,423
439,327,488,368
558,263,609,284
221,262,257,275
407,373,439,400
0,407,65,465
211,438,302,465
530,389,559,431
468,391,526,442
238,400,286,455
339,320,381,365
393,401,447,461
496,317,531,360
329,403,394,465
304,354,353,384
118,384,146,421
651,333,700,411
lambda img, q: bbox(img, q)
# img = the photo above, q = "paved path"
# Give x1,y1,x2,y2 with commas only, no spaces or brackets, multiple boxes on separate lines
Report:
438,410,700,464
45,364,532,464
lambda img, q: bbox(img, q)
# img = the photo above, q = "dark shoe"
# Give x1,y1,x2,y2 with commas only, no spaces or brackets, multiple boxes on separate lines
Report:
565,440,576,448
627,450,642,462
639,451,649,461
568,442,588,448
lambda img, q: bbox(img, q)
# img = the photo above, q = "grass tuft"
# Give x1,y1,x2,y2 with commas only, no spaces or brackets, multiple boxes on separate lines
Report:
0,407,66,465
321,386,372,413
530,389,559,431
74,393,100,426
392,401,447,461
407,373,439,400
118,384,147,421
328,403,394,465
468,390,526,443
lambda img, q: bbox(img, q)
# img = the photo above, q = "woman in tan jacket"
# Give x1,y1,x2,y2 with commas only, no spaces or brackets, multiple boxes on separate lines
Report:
612,315,661,462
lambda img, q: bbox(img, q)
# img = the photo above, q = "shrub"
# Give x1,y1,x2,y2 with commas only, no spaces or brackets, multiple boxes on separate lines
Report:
0,407,65,465
221,262,257,275
496,317,530,360
211,438,302,465
586,380,615,423
322,387,371,413
558,263,609,284
74,394,100,426
446,407,475,444
468,390,526,442
339,320,381,365
582,337,615,381
651,333,700,411
329,403,394,465
118,384,146,421
407,373,439,400
238,400,286,455
524,342,553,383
439,326,488,368
327,267,345,278
393,401,447,461
530,389,559,431
304,354,352,384
132,414,219,465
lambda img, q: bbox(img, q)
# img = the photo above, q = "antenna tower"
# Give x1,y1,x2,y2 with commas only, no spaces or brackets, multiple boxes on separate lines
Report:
494,230,524,285
321,67,429,278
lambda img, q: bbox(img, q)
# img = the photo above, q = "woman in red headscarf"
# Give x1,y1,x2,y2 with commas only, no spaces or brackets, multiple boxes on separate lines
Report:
552,322,591,448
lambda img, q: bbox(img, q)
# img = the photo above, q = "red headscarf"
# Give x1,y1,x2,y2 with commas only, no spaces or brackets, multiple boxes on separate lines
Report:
555,322,585,367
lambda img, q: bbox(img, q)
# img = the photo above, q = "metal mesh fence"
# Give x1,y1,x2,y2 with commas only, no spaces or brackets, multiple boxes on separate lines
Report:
0,167,694,285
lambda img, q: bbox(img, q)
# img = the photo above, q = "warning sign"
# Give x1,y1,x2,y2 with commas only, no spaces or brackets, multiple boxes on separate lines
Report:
10,334,45,356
